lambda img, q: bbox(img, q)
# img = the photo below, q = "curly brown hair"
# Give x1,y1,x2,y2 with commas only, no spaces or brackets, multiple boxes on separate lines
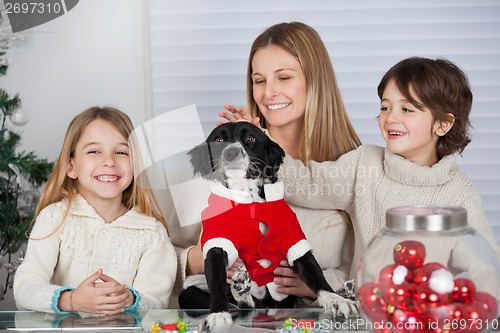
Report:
377,57,472,159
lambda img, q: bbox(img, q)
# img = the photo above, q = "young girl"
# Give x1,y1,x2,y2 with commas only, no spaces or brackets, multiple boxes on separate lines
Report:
279,57,500,284
14,106,176,314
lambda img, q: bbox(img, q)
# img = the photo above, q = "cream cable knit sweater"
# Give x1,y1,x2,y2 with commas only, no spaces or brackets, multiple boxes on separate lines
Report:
14,195,176,313
280,145,500,282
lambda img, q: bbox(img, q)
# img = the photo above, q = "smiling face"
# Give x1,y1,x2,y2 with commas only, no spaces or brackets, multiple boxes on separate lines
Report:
378,79,447,166
67,118,133,207
251,44,307,133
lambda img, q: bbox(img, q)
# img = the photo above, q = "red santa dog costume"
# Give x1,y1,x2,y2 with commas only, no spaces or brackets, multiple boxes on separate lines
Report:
201,181,311,301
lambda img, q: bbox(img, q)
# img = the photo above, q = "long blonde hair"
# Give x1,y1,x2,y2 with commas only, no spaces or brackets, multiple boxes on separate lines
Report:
34,106,168,235
246,21,361,163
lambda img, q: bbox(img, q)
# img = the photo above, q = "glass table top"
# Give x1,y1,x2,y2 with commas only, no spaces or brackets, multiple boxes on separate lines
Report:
0,308,370,332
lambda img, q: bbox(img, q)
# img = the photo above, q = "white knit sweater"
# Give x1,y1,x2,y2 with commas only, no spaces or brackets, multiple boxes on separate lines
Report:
280,144,500,282
13,195,176,313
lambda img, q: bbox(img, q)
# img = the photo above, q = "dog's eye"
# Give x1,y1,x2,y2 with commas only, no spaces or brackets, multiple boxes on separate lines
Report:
214,136,224,142
245,135,256,143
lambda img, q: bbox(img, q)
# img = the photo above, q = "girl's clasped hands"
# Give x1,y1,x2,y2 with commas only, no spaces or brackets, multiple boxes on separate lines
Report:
65,269,133,314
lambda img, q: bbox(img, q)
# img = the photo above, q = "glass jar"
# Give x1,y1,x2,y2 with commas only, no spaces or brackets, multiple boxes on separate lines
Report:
356,206,500,333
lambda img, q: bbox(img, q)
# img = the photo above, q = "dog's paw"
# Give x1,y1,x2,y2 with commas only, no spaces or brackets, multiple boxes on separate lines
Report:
317,290,359,318
199,312,232,331
335,279,357,301
231,267,252,295
230,267,254,308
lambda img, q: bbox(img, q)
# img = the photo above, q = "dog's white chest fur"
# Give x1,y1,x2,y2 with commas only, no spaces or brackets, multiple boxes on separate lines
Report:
221,142,265,202
225,176,264,203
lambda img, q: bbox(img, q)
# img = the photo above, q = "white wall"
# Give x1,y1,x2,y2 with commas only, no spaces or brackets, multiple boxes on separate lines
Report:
0,0,147,309
0,0,147,162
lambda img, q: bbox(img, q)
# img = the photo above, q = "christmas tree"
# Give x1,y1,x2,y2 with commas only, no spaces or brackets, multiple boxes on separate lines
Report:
0,80,53,245
0,10,53,298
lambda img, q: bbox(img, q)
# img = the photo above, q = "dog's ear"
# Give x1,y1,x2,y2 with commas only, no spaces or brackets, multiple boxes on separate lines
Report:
265,139,285,183
187,142,214,179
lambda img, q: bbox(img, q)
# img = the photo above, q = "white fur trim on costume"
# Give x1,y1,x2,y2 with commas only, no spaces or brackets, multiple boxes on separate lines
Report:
210,181,284,203
286,239,312,266
263,181,284,201
257,258,272,268
251,282,268,300
211,182,255,203
203,237,238,268
267,281,288,302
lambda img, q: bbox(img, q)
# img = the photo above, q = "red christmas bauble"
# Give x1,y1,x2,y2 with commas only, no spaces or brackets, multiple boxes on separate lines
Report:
391,308,423,333
383,281,415,311
415,283,452,310
451,278,476,303
358,282,390,322
453,302,488,333
358,282,384,302
473,291,498,321
412,262,447,285
424,304,459,333
379,263,413,285
393,240,426,269
379,263,399,284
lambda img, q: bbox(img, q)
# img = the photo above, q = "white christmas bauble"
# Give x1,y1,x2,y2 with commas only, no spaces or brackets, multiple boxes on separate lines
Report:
10,107,29,126
428,268,454,294
392,265,409,285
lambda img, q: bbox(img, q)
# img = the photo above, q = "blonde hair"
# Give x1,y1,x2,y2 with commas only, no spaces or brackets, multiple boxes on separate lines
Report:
246,21,361,163
33,106,168,237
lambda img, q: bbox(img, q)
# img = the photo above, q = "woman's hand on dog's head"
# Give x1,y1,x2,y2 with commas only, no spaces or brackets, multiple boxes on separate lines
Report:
217,104,261,127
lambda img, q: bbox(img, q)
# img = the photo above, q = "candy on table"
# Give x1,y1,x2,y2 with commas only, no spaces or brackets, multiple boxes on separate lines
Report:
149,318,190,333
280,317,315,333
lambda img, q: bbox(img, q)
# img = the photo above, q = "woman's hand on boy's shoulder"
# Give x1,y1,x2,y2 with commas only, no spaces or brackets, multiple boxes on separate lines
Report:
217,104,261,127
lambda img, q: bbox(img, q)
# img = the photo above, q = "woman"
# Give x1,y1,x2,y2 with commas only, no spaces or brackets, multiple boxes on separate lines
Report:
180,21,361,306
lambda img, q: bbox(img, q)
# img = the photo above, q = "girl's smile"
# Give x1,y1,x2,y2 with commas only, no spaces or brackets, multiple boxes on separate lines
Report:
67,118,133,208
94,174,121,182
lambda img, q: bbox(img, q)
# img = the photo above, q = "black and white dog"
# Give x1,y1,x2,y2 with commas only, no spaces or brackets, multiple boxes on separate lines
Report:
182,122,357,330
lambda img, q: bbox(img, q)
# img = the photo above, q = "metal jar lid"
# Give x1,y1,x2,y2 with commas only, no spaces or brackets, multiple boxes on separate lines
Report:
386,206,467,232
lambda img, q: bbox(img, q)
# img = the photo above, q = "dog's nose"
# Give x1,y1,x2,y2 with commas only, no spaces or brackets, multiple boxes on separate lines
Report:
223,146,243,162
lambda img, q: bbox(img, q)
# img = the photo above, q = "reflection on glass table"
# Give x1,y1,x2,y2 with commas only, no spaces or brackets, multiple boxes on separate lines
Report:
1,308,370,332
